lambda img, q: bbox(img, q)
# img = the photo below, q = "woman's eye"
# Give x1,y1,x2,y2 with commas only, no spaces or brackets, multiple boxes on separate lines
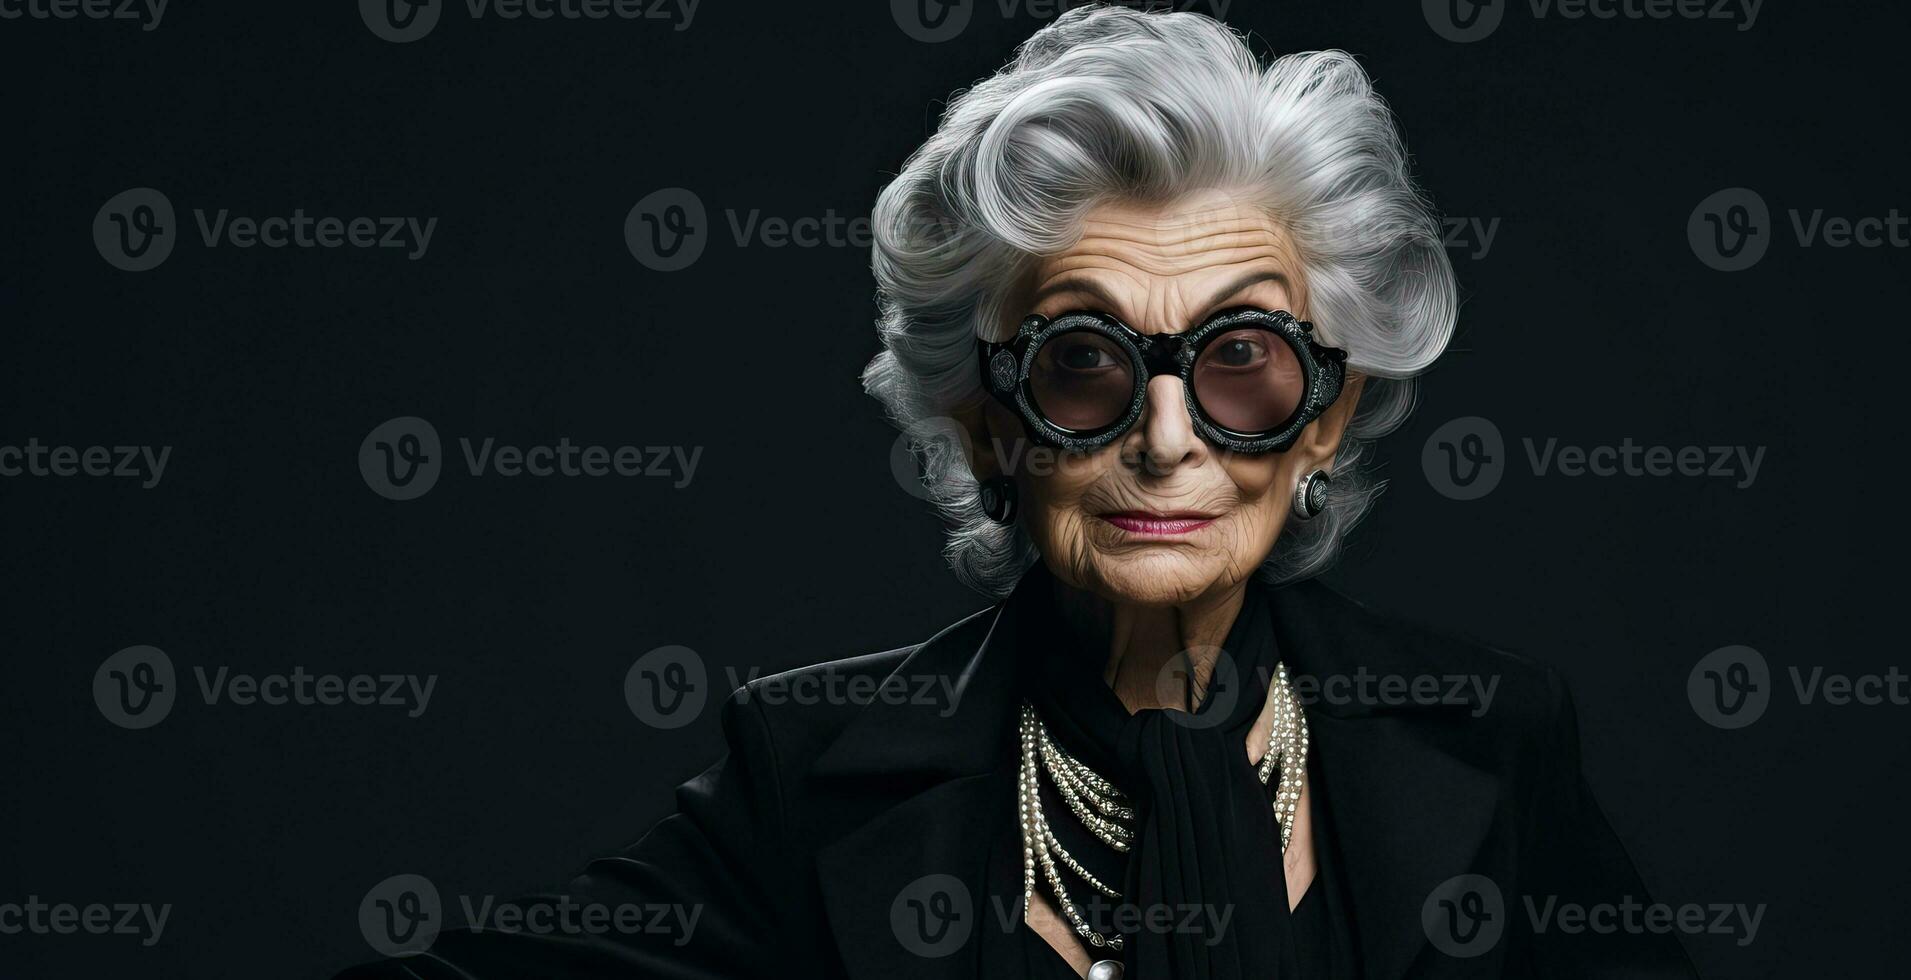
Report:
1213,337,1266,367
1056,344,1112,370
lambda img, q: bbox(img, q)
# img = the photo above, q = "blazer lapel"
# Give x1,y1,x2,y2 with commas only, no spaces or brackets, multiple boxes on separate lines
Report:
1269,582,1503,980
810,602,1020,980
1310,711,1499,980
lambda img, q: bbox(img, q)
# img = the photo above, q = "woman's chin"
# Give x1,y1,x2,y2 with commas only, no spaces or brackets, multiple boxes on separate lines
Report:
1072,550,1236,607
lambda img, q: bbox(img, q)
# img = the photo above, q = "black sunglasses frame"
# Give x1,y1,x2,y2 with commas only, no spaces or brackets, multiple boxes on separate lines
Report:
976,307,1348,455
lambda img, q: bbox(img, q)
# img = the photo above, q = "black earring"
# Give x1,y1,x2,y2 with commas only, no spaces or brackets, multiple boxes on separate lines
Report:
1292,469,1330,521
978,476,1018,525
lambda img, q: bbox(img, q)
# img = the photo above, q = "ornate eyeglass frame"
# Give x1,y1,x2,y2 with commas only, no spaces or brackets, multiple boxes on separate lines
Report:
976,307,1348,454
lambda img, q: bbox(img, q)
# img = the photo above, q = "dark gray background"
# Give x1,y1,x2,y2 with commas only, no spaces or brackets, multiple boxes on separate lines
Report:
2,1,1905,977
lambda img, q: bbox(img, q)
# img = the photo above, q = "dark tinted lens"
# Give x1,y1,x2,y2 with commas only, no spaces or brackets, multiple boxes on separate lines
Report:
1191,328,1304,434
1027,329,1135,432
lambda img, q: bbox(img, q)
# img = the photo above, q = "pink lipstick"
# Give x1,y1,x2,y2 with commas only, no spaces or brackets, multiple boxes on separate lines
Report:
1098,511,1217,536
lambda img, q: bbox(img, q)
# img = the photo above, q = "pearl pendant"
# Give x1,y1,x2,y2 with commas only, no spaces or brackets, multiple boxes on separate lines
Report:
1087,959,1124,980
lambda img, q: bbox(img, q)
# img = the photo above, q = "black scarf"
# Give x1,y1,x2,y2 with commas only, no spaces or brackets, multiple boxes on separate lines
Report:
1015,565,1296,979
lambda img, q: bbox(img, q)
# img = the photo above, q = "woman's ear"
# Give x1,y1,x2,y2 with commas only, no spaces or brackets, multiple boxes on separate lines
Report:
1293,373,1365,472
952,398,1003,481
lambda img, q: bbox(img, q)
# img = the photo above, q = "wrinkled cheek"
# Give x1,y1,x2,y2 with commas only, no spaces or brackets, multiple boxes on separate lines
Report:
1020,448,1116,566
1221,456,1291,565
1222,453,1285,501
1023,443,1116,506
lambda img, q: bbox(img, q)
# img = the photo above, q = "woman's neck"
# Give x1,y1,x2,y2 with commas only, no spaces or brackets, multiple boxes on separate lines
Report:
1051,578,1250,713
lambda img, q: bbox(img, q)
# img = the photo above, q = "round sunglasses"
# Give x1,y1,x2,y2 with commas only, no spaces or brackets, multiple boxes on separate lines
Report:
976,307,1348,454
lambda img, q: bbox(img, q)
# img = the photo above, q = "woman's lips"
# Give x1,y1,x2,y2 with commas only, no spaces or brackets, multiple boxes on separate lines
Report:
1097,511,1218,536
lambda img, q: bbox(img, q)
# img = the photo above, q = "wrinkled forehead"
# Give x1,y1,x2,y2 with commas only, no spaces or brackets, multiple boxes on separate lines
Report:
1013,191,1308,337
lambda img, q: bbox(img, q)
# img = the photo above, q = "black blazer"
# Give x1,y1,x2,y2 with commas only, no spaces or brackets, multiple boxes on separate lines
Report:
339,580,1697,979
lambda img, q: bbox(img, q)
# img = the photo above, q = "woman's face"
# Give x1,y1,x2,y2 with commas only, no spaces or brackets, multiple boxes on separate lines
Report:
973,190,1364,607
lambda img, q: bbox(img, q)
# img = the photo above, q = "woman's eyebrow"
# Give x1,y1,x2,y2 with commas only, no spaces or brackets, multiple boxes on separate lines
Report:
1029,275,1124,314
1030,268,1290,327
1199,269,1288,318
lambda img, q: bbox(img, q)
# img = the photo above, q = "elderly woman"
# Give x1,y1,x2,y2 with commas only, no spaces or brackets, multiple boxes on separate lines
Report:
342,7,1695,980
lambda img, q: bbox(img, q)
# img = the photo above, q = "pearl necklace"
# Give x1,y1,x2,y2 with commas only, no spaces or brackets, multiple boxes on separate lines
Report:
1016,661,1309,961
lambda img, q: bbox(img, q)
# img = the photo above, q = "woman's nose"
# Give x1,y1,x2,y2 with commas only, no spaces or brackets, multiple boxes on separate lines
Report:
1123,375,1206,475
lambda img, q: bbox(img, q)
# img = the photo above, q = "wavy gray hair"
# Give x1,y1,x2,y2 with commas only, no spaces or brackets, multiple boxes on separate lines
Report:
865,5,1456,598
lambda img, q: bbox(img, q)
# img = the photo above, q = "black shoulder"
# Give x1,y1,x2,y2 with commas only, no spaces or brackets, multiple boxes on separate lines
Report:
719,605,996,773
1277,578,1571,742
